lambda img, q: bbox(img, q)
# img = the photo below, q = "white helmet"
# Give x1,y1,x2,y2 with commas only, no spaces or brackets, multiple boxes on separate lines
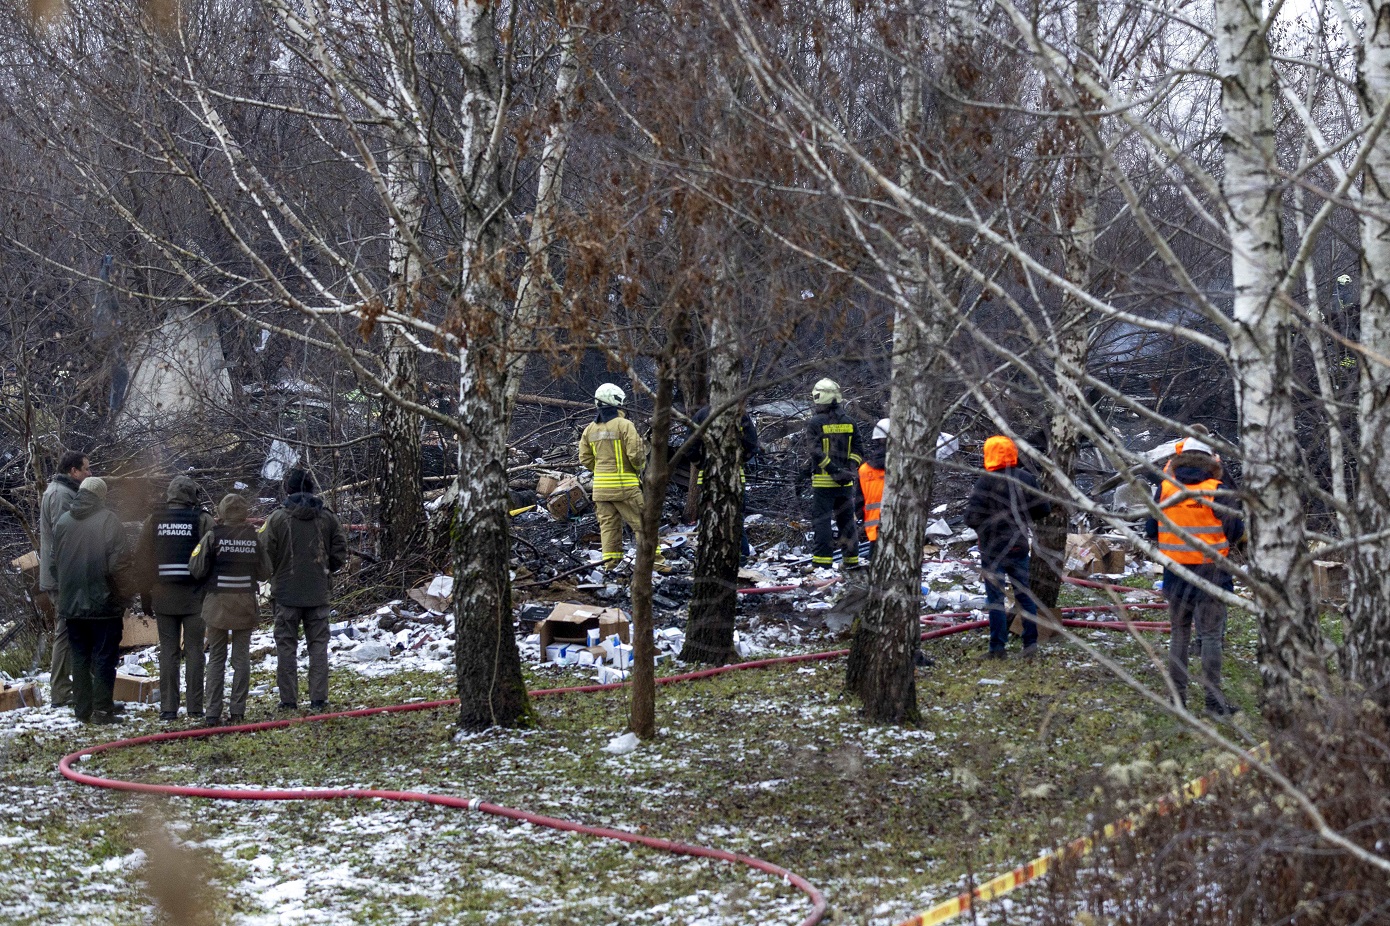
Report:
1184,437,1214,456
872,418,890,441
811,378,842,405
594,383,626,407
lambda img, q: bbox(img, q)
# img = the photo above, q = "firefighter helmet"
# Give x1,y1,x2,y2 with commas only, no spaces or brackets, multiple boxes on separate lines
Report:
811,379,842,405
594,383,626,407
872,418,891,441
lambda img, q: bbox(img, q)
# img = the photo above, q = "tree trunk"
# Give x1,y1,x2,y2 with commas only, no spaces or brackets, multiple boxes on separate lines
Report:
1031,0,1098,612
845,18,941,723
378,110,425,562
1345,0,1390,704
452,382,531,729
630,361,676,739
504,27,579,410
683,312,742,665
451,0,529,729
1214,0,1326,724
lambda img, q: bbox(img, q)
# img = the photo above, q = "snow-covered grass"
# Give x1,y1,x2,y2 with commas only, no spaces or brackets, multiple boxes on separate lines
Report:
0,598,1265,925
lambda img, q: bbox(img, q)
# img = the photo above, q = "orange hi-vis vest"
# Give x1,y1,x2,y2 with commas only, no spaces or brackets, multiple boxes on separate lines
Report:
859,462,885,542
1157,478,1229,565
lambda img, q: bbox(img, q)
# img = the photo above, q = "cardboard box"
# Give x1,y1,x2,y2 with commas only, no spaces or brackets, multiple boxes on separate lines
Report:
0,682,42,712
535,472,562,497
546,476,590,520
1066,533,1127,577
537,603,630,653
1009,613,1060,643
9,551,39,574
122,612,160,648
1313,561,1346,601
113,672,159,704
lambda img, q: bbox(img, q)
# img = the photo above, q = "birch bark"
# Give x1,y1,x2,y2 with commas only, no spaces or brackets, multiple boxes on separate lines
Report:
451,0,529,730
1214,0,1325,723
1345,0,1390,703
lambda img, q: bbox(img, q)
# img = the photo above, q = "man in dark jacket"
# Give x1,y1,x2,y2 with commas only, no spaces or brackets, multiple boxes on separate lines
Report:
135,475,217,721
261,469,348,711
40,450,90,707
965,435,1051,658
801,379,862,570
1144,437,1244,717
190,493,268,726
53,477,133,724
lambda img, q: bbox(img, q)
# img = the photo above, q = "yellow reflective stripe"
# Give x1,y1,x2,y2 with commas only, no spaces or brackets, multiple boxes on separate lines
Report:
812,474,847,487
821,423,854,433
594,474,641,487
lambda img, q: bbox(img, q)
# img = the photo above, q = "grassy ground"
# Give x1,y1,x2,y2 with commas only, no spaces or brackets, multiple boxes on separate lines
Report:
0,598,1268,925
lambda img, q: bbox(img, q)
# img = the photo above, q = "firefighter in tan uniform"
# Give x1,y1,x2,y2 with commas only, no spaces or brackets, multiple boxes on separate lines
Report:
579,384,663,571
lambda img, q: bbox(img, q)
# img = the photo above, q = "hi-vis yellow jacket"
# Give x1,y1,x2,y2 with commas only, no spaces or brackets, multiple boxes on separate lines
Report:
579,413,646,501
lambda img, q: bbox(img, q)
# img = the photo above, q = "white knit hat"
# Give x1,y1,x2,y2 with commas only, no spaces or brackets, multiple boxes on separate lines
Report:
79,476,108,500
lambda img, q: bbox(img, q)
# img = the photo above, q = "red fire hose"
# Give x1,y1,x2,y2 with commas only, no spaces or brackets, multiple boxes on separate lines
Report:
60,581,1170,925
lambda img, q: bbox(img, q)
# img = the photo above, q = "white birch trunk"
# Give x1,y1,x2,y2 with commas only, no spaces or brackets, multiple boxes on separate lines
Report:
1032,0,1099,612
1214,0,1325,722
378,8,426,561
505,28,579,410
452,0,529,729
1345,0,1390,701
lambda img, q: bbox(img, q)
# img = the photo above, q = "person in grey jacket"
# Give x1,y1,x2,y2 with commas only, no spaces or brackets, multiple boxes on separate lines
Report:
53,477,133,724
190,493,267,726
135,476,216,722
39,451,90,707
261,469,347,711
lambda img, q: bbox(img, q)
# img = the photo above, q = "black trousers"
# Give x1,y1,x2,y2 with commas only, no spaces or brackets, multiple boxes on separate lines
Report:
811,487,859,566
68,616,124,720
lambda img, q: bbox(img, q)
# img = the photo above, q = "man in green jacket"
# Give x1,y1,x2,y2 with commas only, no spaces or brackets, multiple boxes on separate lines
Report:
39,450,90,707
53,477,133,724
261,469,347,711
135,475,216,722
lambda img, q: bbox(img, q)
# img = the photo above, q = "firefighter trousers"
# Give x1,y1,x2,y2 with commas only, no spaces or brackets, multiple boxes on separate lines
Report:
812,486,859,567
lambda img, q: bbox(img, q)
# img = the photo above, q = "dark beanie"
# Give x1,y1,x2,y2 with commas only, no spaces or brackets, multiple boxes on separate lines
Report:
285,468,315,495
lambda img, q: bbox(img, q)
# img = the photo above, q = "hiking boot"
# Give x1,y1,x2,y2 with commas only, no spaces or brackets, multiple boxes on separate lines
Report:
203,715,223,729
90,711,120,725
1205,702,1239,720
277,702,299,712
159,711,178,722
985,649,1007,661
309,700,329,711
913,648,936,668
1021,644,1040,660
228,714,244,725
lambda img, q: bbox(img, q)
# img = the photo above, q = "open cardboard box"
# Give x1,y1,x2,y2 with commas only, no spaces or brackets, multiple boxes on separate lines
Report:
537,603,630,654
1066,533,1127,577
0,681,42,712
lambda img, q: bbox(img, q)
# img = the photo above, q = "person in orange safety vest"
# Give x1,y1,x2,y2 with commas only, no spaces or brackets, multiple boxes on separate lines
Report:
857,418,888,561
1144,436,1244,718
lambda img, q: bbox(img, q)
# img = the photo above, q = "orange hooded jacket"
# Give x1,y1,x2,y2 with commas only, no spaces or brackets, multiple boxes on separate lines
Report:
983,435,1019,472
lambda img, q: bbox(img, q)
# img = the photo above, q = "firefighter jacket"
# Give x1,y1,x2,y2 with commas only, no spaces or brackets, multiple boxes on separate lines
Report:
579,408,646,501
53,489,135,621
803,404,862,489
1144,452,1244,603
691,405,759,485
260,493,349,608
190,513,267,632
135,476,216,615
